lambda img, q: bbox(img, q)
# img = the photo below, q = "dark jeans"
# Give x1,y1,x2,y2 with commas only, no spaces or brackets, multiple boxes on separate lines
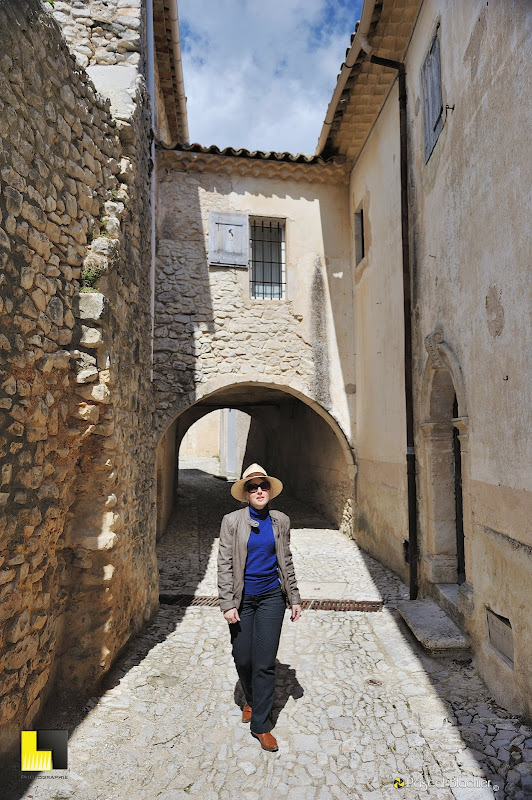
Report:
229,585,286,734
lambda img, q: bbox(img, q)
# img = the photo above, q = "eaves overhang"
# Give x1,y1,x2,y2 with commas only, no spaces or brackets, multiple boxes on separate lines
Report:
158,143,349,184
153,0,189,144
318,0,423,164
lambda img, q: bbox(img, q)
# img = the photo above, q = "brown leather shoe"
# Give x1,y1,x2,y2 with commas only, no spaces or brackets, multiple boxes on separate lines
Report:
251,731,278,752
242,704,252,723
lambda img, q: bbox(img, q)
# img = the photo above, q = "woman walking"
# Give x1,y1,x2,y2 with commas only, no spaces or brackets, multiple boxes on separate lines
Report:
218,464,302,752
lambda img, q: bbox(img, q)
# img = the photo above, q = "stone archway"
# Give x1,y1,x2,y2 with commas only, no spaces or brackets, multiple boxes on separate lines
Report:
418,330,470,595
154,377,357,538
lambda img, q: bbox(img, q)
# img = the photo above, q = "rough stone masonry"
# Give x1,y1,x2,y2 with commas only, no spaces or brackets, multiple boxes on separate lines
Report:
0,0,156,756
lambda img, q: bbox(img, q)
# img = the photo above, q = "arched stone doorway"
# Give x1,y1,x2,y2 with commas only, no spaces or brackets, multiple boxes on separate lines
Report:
155,379,356,539
418,330,470,598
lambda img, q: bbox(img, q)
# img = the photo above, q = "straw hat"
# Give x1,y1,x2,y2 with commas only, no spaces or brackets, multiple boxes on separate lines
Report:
230,463,283,502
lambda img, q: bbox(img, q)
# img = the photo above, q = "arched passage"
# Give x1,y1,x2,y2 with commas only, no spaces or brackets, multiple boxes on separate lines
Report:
155,380,356,539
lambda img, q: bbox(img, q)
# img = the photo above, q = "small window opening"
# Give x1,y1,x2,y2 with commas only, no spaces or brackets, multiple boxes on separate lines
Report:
250,219,285,300
354,209,365,266
486,608,514,669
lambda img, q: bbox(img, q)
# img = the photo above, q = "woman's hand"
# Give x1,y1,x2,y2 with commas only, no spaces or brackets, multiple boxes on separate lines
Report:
290,604,302,622
223,608,240,624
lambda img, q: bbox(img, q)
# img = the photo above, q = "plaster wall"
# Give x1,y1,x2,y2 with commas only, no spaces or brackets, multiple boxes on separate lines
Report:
277,401,354,533
349,83,408,579
155,419,177,537
180,409,220,458
405,0,532,714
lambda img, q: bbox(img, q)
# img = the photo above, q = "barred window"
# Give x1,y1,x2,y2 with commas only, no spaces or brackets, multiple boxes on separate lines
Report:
249,219,285,300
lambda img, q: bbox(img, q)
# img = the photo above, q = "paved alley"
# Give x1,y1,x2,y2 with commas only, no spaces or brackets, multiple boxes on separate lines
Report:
5,463,532,800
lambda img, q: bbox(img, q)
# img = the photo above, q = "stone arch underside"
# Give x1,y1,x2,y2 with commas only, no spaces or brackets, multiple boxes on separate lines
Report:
155,377,357,537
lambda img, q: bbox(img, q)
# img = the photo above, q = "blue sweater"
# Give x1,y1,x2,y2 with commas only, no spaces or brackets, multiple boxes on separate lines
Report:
244,505,280,595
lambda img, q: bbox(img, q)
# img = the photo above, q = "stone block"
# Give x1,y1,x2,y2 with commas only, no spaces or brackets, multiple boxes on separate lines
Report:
1,464,12,486
0,693,21,722
398,599,471,653
26,426,48,442
76,366,99,384
4,185,23,216
80,325,104,348
3,635,39,670
77,292,106,321
7,609,30,643
47,296,64,326
0,568,16,585
71,403,100,424
76,383,112,404
25,669,49,707
93,421,114,436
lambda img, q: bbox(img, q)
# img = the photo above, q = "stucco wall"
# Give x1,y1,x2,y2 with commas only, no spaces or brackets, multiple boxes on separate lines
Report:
406,0,532,713
156,419,177,537
406,0,532,715
349,83,409,579
345,0,532,716
0,0,155,754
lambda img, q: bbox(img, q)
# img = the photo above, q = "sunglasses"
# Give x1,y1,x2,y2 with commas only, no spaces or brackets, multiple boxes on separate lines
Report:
245,481,271,493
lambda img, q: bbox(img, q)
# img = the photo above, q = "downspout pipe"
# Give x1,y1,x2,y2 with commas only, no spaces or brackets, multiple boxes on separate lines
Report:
315,0,377,155
167,0,190,143
146,0,156,381
370,54,419,600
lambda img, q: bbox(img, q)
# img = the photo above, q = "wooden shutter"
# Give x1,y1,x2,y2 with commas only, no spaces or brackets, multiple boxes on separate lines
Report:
422,31,444,162
430,35,443,132
209,212,249,268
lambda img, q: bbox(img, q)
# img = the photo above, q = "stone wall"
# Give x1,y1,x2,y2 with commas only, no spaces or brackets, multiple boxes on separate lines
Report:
154,244,315,415
51,0,143,69
0,0,155,755
154,160,355,438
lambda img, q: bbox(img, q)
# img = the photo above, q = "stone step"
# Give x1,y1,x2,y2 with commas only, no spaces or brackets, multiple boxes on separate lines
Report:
397,598,471,657
434,582,464,628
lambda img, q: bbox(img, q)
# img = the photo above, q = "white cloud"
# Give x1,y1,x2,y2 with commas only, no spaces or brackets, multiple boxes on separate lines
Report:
178,0,363,155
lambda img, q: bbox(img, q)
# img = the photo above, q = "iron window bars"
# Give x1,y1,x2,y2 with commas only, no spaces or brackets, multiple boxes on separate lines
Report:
249,219,285,299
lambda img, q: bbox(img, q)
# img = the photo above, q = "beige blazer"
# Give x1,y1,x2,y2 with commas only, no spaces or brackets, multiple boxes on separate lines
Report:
217,506,301,612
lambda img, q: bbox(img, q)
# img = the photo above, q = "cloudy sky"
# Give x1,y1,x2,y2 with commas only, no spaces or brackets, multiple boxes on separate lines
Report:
179,0,363,155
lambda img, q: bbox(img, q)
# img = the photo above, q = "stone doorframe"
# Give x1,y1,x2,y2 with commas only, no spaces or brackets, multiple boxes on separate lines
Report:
418,329,471,589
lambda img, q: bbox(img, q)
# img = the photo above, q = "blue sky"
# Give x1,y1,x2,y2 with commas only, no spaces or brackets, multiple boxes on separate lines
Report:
179,0,363,155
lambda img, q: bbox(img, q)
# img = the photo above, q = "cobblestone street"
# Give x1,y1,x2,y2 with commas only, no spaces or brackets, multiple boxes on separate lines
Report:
5,463,532,800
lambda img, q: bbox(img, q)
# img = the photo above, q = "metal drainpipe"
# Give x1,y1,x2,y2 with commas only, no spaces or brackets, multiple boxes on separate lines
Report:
146,0,156,382
369,55,419,600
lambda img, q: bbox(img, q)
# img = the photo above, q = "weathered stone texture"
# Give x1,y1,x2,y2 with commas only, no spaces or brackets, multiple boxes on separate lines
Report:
0,0,155,756
154,236,314,422
51,0,143,69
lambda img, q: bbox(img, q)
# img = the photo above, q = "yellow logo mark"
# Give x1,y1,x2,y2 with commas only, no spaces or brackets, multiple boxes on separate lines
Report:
21,731,52,771
394,777,405,788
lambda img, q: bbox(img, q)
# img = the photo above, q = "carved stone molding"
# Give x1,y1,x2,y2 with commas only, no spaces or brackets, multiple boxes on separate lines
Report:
421,327,468,421
425,328,445,368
